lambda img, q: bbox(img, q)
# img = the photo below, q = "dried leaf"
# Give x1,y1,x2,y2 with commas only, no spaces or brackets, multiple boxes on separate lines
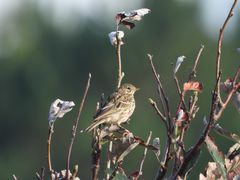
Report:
174,55,186,74
116,8,150,29
183,81,203,92
205,135,227,179
48,99,75,126
108,31,124,46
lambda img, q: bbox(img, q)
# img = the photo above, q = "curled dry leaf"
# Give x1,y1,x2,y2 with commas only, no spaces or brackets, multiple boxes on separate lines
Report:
174,55,186,74
48,99,75,126
116,8,150,29
108,31,124,46
183,81,203,92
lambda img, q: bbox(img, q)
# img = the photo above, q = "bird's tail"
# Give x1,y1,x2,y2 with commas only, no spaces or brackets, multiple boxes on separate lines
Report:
85,120,104,132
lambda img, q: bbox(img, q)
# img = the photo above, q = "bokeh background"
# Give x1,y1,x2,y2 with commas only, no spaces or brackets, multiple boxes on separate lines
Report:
0,0,239,179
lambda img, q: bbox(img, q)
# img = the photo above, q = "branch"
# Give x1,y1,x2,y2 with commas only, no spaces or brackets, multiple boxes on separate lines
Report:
12,174,17,180
109,161,123,180
66,73,91,178
148,98,166,124
106,141,113,180
173,74,188,112
47,125,54,179
135,131,152,180
147,54,171,127
171,2,238,177
215,0,238,101
36,167,45,180
147,54,173,179
188,45,205,81
116,32,124,88
91,94,105,180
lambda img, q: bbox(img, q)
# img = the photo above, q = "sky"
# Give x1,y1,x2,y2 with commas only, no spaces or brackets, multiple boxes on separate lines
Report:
0,0,239,39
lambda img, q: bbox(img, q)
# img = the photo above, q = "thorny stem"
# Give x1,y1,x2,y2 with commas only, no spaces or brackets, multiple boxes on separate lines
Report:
215,0,237,103
66,73,91,179
47,125,54,180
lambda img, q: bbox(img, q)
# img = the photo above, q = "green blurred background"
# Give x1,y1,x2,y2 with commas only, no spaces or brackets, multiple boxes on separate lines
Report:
0,0,239,179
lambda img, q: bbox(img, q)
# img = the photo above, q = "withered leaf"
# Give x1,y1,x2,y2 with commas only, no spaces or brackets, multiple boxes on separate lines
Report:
183,81,203,92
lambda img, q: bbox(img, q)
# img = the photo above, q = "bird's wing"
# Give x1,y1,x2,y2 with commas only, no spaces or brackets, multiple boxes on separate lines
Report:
94,92,124,121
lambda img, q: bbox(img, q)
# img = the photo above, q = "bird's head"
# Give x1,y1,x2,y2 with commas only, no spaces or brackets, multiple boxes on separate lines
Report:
119,83,139,95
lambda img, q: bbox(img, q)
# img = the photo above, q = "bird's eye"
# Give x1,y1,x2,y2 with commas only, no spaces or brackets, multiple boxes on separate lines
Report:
127,87,131,90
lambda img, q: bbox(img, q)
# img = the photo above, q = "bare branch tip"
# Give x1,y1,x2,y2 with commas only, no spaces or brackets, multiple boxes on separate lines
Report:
147,54,153,59
148,98,154,104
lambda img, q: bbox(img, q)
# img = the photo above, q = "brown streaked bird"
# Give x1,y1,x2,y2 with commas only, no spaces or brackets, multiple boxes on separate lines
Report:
85,83,139,132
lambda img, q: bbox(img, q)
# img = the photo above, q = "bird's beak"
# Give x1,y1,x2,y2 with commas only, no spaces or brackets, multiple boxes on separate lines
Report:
135,87,140,91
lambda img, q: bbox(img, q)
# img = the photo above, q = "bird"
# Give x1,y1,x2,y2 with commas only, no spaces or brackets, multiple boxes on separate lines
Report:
85,83,139,132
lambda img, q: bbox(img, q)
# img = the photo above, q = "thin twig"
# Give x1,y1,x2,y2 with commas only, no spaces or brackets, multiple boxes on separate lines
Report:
147,54,172,127
92,94,105,180
91,134,102,180
148,98,166,124
213,82,240,121
135,131,152,180
36,167,45,180
172,73,221,179
66,73,92,179
171,2,238,178
188,45,205,81
147,54,173,180
106,140,113,180
215,0,238,102
109,161,123,180
116,32,124,88
173,74,188,112
47,125,54,179
12,174,17,180
72,165,79,179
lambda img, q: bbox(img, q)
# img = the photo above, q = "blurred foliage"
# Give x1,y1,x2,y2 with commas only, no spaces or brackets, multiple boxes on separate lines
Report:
0,1,239,179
